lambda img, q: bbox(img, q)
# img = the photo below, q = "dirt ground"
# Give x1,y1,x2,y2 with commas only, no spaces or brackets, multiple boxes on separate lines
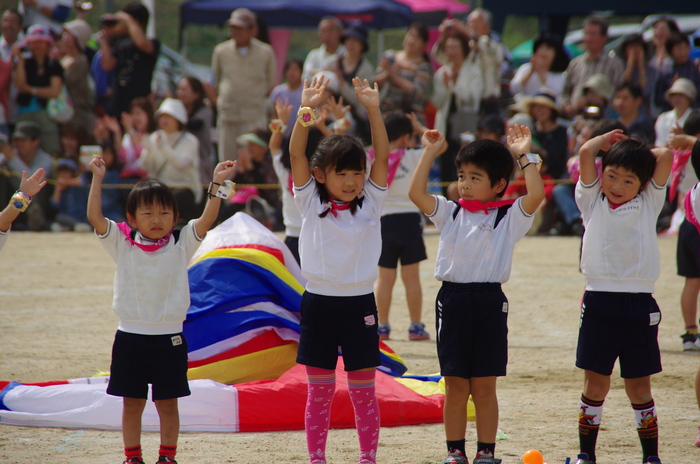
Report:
0,229,699,464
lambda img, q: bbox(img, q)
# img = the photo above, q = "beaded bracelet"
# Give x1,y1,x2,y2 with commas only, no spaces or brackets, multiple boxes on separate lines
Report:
10,190,31,212
297,107,317,127
268,119,287,134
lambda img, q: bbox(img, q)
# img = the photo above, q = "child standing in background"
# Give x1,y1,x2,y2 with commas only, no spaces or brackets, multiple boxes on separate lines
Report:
572,130,672,464
87,153,236,464
290,76,388,464
374,112,438,341
409,125,545,464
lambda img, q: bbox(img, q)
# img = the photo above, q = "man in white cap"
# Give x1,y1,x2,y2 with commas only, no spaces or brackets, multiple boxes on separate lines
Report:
562,15,624,119
212,8,276,162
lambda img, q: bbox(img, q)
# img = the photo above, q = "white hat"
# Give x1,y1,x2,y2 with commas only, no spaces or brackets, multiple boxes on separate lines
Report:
155,98,188,124
582,73,613,100
63,19,92,51
665,77,697,103
312,71,339,94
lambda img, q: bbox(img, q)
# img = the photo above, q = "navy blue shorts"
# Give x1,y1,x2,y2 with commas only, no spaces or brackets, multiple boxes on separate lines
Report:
677,220,700,278
378,213,427,268
436,282,508,378
107,330,191,400
296,292,381,371
576,291,662,378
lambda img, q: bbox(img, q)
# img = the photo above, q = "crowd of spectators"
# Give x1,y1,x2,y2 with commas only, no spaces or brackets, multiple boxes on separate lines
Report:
0,3,698,236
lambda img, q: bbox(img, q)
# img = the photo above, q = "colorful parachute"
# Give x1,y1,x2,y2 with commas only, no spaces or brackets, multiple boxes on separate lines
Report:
0,213,447,432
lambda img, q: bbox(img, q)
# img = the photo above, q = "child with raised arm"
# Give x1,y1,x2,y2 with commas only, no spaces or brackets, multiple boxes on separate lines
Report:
87,155,236,464
290,77,389,464
408,125,545,464
572,130,672,464
0,168,46,251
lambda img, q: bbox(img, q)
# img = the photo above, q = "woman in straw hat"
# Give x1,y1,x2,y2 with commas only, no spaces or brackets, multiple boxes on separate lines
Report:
528,88,569,180
655,77,696,147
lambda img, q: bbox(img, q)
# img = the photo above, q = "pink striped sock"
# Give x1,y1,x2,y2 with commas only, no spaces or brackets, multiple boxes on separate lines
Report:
305,366,336,464
347,370,379,464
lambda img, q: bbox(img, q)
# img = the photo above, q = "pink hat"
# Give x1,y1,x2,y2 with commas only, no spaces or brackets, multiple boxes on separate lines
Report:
24,25,55,47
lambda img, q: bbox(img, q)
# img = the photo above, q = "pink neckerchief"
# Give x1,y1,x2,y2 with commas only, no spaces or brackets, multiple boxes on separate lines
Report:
324,199,352,217
368,148,404,187
117,222,173,252
685,189,700,234
287,172,294,197
669,148,692,202
458,198,515,214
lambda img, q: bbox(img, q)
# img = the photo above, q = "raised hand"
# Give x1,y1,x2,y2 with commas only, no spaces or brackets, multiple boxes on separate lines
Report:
301,77,328,109
421,130,446,158
507,124,532,156
326,95,351,120
353,77,380,110
19,168,47,197
599,129,627,152
89,155,107,180
213,160,237,184
274,98,293,125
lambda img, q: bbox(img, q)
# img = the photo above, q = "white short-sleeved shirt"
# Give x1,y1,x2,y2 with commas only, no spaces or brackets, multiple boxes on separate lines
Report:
576,177,666,293
0,228,8,251
272,151,302,237
97,219,204,335
428,195,533,283
382,148,422,216
294,177,387,296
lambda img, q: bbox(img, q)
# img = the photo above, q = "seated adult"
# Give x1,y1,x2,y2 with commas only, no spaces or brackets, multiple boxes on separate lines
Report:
0,121,54,230
510,34,569,100
375,22,432,124
618,34,657,115
613,83,655,144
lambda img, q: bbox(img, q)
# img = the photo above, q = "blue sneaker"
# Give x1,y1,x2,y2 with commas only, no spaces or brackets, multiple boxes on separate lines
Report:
408,322,430,340
645,457,661,464
378,323,390,340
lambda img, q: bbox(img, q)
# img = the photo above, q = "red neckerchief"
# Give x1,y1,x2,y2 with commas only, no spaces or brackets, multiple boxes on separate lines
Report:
669,148,691,202
458,198,515,214
607,198,633,210
117,222,172,252
325,199,351,217
685,189,700,234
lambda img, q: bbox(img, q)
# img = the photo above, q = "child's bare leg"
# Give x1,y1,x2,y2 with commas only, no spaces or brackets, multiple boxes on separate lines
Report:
443,376,471,440
376,266,397,325
470,376,498,444
400,262,423,324
624,376,652,404
155,398,180,446
582,370,610,401
123,397,147,447
681,277,700,328
696,365,700,409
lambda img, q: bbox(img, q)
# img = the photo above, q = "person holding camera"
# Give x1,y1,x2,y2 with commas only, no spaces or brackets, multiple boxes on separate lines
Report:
99,2,160,119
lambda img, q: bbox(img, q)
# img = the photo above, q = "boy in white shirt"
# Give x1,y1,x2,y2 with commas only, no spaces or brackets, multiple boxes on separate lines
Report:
573,129,672,464
409,125,544,464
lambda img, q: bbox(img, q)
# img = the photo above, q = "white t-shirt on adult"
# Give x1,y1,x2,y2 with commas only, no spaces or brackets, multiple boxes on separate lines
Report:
294,177,387,296
97,219,204,335
428,195,533,283
576,177,666,293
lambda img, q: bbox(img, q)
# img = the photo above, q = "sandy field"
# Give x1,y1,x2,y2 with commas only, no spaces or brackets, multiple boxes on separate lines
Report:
0,228,699,464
